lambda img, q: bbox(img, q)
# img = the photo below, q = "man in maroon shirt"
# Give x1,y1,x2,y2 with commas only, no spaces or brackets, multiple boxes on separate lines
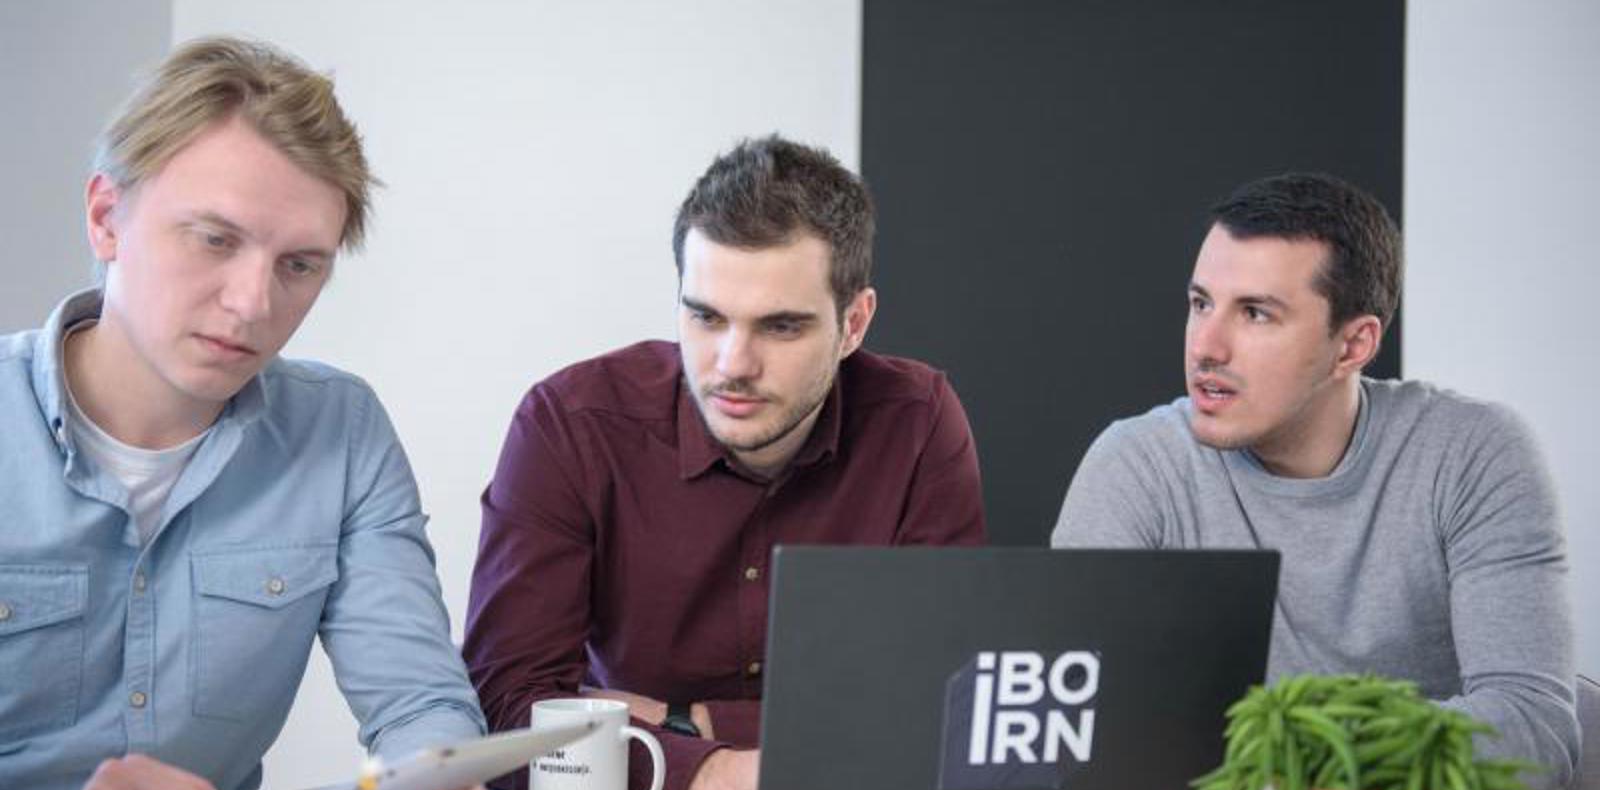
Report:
464,136,986,790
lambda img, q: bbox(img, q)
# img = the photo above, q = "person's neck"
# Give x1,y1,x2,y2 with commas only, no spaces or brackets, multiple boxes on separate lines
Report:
64,321,225,450
1250,377,1362,479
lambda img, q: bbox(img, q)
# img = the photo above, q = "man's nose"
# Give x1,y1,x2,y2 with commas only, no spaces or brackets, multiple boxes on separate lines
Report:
715,328,760,381
1186,313,1230,369
218,255,274,324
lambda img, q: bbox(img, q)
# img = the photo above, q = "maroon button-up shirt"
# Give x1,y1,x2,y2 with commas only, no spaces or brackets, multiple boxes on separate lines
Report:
465,340,985,790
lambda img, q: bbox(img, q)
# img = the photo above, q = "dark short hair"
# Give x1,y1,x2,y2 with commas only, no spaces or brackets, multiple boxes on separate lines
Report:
672,135,874,317
1210,172,1402,332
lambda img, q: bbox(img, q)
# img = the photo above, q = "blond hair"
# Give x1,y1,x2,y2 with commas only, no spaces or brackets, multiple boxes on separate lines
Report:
94,36,375,250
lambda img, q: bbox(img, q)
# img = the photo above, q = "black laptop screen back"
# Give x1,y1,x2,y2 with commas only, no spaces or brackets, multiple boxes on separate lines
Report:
759,547,1279,790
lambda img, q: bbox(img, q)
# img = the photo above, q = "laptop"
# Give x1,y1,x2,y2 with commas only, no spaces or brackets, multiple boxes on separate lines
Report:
758,547,1279,790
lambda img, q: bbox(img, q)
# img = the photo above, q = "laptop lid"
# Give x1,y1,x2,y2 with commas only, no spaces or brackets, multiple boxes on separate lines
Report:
758,547,1279,790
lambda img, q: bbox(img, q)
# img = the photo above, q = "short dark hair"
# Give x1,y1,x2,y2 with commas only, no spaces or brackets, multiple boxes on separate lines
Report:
1210,172,1401,333
672,135,874,317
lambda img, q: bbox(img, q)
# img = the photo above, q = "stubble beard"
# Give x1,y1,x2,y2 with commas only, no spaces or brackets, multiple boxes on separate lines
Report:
694,367,836,456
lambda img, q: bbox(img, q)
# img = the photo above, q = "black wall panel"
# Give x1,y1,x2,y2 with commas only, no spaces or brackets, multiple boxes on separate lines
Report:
862,0,1404,546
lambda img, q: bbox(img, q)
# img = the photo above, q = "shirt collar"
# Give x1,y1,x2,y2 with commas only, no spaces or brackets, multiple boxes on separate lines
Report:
675,366,845,481
30,288,271,454
32,288,102,446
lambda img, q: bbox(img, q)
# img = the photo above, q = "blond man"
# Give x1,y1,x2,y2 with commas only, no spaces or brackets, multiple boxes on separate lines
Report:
0,37,484,790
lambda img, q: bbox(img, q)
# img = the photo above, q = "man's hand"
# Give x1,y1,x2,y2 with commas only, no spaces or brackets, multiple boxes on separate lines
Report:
82,755,216,790
582,687,717,739
687,748,759,790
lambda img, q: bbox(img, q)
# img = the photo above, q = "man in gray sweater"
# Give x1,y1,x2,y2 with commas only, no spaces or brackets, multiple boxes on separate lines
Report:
1051,173,1578,788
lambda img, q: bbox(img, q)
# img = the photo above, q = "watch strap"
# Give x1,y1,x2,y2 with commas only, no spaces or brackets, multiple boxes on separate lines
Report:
661,701,702,737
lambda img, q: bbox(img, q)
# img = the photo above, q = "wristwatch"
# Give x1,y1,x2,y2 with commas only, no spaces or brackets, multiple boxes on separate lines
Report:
661,701,702,738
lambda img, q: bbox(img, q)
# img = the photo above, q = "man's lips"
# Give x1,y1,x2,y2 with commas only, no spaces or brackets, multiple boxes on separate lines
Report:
709,391,765,418
1190,375,1239,413
196,333,258,359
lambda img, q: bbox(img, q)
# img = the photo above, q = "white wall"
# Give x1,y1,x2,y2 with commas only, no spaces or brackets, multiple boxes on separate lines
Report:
0,0,170,331
1406,0,1600,678
165,2,862,787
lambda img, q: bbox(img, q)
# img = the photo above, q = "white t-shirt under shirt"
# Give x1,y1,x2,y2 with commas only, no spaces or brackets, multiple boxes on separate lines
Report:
63,325,210,545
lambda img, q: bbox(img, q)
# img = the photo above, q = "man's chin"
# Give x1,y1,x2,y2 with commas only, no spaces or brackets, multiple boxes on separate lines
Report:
707,422,782,454
1187,416,1254,451
172,367,258,404
694,389,824,458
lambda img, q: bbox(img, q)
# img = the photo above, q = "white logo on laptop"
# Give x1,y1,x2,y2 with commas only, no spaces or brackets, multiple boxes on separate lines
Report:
970,651,1099,764
939,650,1100,789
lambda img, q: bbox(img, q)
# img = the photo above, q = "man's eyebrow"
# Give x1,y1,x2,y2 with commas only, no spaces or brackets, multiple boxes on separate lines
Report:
680,296,721,315
1238,294,1290,311
1188,283,1290,311
757,311,819,324
185,210,248,236
287,246,335,263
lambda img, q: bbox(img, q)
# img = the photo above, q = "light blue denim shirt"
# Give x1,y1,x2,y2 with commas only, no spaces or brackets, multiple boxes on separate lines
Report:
0,290,485,790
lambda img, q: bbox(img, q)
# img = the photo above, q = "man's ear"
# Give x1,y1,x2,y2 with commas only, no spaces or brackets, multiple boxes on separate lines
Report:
839,287,878,358
1335,314,1383,376
86,173,124,263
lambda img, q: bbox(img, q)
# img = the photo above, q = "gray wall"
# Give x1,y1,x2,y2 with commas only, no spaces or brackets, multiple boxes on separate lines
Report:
0,0,170,331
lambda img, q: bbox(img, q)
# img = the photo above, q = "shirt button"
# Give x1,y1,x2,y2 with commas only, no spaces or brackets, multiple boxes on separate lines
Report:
747,661,762,677
129,691,148,708
744,566,761,582
0,602,12,622
133,573,147,593
266,577,286,596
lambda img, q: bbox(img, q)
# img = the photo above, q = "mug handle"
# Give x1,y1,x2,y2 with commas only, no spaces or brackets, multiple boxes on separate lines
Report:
621,725,666,790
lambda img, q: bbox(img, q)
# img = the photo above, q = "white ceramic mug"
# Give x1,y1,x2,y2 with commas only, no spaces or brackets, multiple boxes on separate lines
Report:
530,698,665,790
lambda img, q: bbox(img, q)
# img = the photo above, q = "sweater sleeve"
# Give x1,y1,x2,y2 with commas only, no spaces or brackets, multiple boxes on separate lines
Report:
1434,403,1578,790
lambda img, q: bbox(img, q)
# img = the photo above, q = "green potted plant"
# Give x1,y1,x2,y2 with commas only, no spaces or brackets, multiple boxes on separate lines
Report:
1192,674,1535,790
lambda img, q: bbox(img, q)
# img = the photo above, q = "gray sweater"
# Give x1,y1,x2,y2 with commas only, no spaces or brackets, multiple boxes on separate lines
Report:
1051,378,1578,788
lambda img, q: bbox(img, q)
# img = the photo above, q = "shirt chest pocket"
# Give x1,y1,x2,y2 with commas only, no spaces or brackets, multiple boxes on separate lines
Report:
190,545,338,722
0,564,88,744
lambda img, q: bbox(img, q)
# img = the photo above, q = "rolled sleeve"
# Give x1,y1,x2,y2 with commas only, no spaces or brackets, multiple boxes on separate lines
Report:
701,699,762,747
628,724,726,790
